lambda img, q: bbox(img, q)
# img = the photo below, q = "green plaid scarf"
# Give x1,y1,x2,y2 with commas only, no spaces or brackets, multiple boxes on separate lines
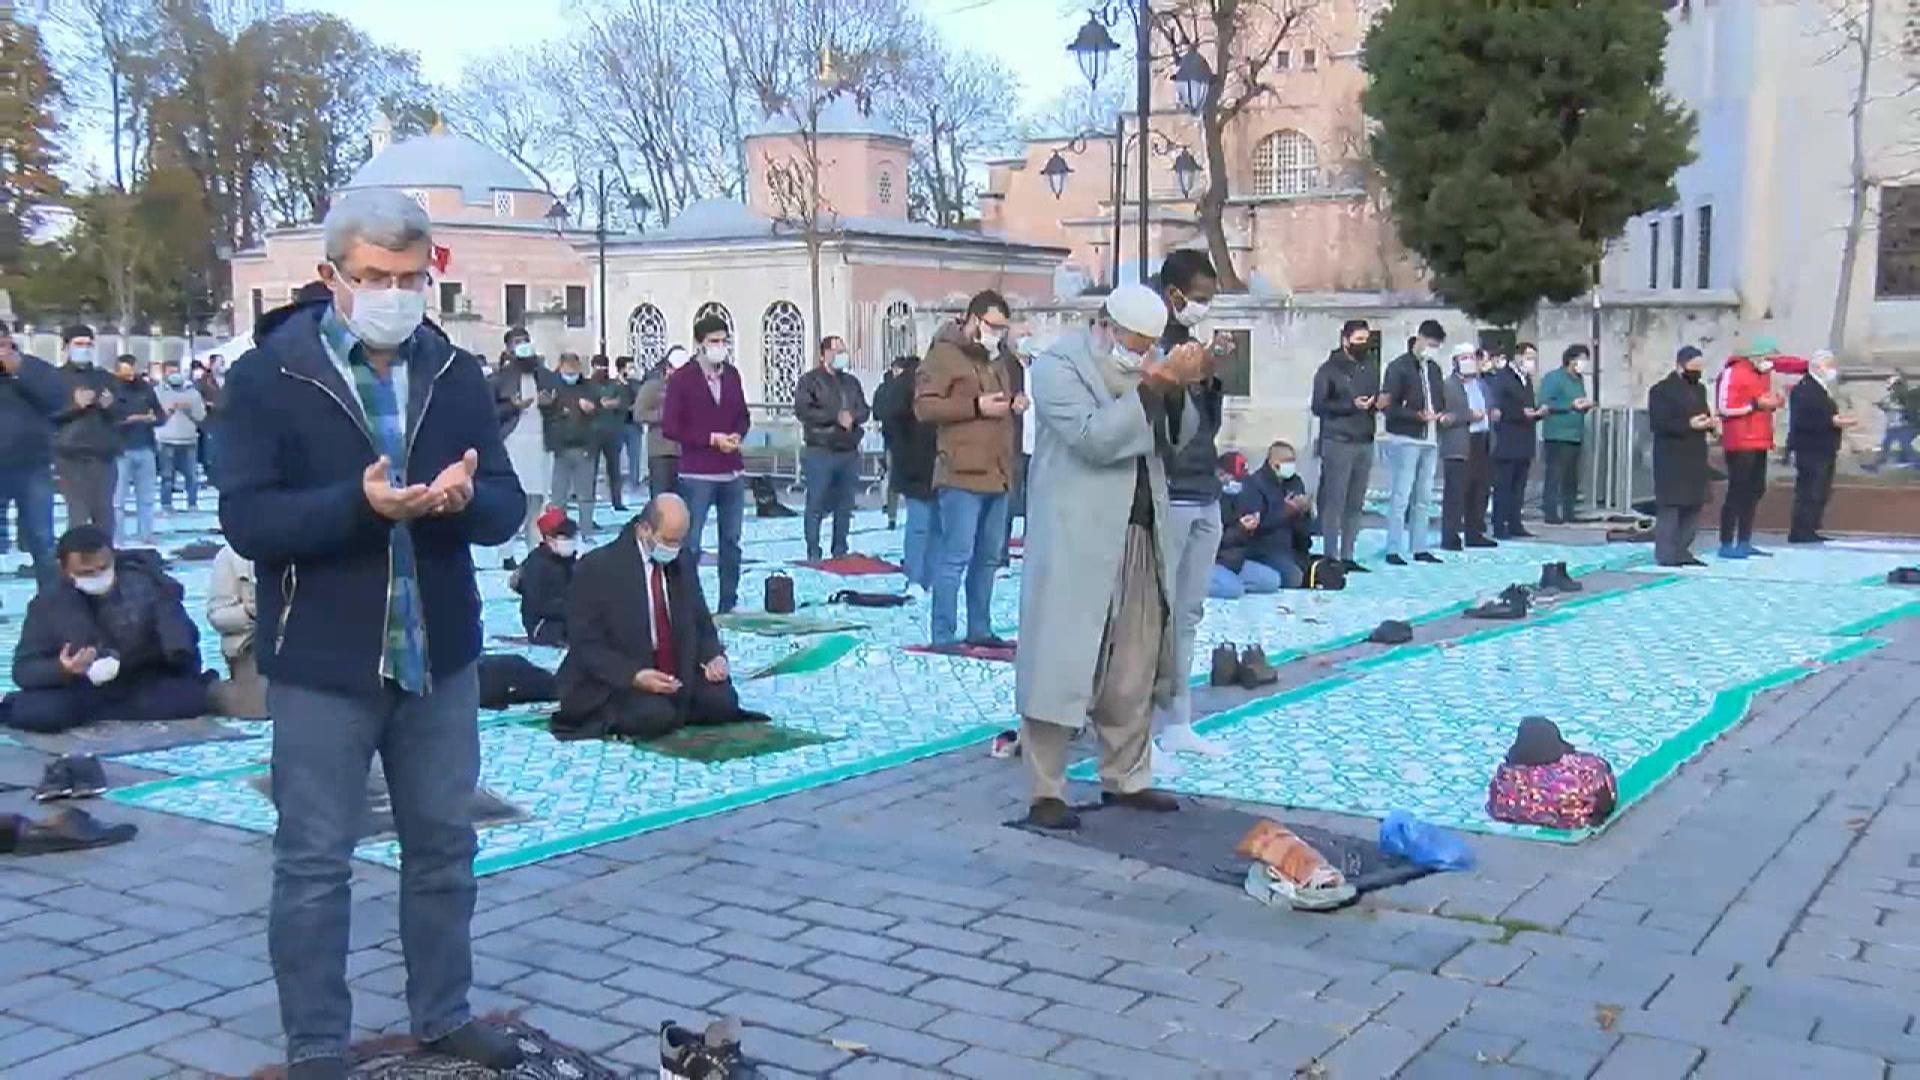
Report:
321,311,430,694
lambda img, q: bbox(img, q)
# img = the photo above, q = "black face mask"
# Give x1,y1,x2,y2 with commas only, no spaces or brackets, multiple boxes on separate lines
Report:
1682,369,1703,384
1345,341,1368,357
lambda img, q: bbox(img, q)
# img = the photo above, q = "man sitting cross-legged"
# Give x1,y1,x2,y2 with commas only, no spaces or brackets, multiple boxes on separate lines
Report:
3,525,209,733
552,493,767,740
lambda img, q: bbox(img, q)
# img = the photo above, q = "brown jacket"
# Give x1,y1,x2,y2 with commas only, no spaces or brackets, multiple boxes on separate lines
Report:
914,320,1016,494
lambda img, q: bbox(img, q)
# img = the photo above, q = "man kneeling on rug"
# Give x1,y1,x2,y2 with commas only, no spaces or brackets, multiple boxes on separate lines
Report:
552,494,766,740
3,525,209,732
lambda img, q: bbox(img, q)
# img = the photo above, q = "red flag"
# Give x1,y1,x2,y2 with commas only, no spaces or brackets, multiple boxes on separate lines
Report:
430,244,451,274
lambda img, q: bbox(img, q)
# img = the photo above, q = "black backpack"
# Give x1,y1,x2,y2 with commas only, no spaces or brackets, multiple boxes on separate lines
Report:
764,572,797,614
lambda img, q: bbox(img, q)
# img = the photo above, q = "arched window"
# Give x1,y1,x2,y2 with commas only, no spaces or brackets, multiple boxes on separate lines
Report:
761,301,806,406
878,170,895,205
882,299,915,361
693,301,734,339
627,303,668,367
1252,131,1318,197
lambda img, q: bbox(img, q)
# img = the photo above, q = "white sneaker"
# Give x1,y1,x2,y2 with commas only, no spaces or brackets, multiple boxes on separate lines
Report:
1158,722,1228,758
1152,741,1186,779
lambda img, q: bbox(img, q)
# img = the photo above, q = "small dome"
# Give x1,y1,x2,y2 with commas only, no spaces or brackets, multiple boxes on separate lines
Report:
648,199,775,242
752,93,905,141
342,130,544,205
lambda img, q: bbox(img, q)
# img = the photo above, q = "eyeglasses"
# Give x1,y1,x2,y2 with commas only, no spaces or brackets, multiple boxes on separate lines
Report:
330,261,431,292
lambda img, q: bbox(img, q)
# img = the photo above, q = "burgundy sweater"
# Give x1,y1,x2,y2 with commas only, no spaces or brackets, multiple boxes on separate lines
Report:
661,361,752,476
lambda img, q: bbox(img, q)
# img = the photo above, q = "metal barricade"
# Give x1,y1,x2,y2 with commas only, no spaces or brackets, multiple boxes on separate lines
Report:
1583,406,1650,517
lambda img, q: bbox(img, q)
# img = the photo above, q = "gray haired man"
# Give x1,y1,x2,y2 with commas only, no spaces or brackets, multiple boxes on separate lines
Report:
219,189,527,1078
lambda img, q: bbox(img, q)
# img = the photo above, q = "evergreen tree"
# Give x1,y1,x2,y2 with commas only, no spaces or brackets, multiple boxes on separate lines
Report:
1363,0,1696,324
0,17,66,270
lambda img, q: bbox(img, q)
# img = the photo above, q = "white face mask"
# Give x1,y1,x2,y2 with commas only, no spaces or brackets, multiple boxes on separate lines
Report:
701,344,730,368
831,352,851,372
1569,361,1584,376
977,325,1004,353
666,350,689,370
560,371,580,385
1110,341,1147,373
1221,479,1244,495
512,341,536,360
1175,299,1210,327
73,569,115,596
333,266,426,349
1275,462,1299,480
68,345,96,368
648,542,680,564
549,538,577,559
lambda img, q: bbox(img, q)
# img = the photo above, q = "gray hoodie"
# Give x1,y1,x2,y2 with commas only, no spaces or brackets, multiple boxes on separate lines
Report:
154,382,208,445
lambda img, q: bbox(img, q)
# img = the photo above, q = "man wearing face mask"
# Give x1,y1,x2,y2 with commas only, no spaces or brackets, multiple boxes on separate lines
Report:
1648,346,1717,567
1016,283,1211,831
1538,345,1596,525
2,525,208,734
915,290,1027,647
1488,343,1547,539
1150,250,1230,760
663,316,753,613
1787,349,1856,544
512,508,578,646
1238,440,1316,589
588,355,633,514
1311,319,1381,572
1438,343,1496,550
1715,338,1785,559
220,188,527,1077
633,345,687,498
154,359,208,513
490,326,557,556
109,355,163,546
552,494,764,739
1379,319,1450,566
53,324,122,538
543,353,600,538
0,320,65,587
794,334,871,561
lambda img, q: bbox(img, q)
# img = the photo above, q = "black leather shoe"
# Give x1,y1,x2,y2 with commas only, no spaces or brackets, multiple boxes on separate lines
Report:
1441,540,1463,552
1467,536,1499,548
1026,798,1081,830
1102,789,1180,812
1414,552,1443,565
1343,560,1371,573
1385,554,1408,566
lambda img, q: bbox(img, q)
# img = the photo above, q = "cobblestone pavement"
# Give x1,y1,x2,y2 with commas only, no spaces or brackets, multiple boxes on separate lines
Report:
2,608,1919,1078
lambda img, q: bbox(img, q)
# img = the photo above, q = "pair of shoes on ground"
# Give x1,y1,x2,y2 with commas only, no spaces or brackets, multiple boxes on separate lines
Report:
1209,644,1279,690
1466,583,1532,620
35,755,108,802
1384,552,1444,567
1536,562,1583,594
1025,788,1182,831
288,1020,529,1080
1716,542,1774,560
661,1017,756,1078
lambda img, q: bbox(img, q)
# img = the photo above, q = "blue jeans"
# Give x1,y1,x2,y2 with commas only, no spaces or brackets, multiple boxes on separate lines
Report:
114,446,159,541
682,476,745,612
902,496,939,589
200,422,223,488
0,463,57,586
1208,560,1285,599
802,448,860,559
268,664,481,1065
931,487,1008,645
1383,440,1438,557
159,442,199,510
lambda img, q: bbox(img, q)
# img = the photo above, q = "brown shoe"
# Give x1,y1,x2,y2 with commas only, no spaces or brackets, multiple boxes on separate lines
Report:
1026,798,1081,830
1101,789,1181,812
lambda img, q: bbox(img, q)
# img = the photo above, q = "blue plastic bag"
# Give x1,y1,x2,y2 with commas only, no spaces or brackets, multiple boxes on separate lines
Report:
1380,810,1476,871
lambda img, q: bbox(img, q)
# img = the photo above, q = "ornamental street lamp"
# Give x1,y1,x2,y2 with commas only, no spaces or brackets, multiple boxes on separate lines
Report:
552,172,651,357
1172,148,1202,200
1172,49,1213,116
1041,151,1074,199
1068,14,1120,91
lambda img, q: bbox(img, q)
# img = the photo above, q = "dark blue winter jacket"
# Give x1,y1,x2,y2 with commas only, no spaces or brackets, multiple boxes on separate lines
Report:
218,301,525,694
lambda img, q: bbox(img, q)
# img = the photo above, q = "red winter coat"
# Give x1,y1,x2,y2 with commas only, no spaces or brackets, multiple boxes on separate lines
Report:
1716,358,1779,453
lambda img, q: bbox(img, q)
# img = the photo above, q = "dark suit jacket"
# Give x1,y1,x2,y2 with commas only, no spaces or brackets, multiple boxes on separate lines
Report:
555,520,723,719
1489,368,1539,462
1787,377,1841,459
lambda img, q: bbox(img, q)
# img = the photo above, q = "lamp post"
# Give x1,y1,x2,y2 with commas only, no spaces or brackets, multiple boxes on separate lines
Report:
549,170,652,357
1065,3,1209,285
1042,123,1198,288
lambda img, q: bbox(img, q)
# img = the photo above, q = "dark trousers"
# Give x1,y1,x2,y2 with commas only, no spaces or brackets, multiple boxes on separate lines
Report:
801,448,860,560
596,435,626,509
579,681,744,741
1791,451,1837,540
267,664,481,1065
525,617,568,648
2,672,210,733
1002,451,1030,564
1441,434,1493,546
1541,440,1581,522
1492,457,1532,537
57,454,117,539
647,456,679,499
1655,503,1703,565
0,463,57,587
1720,449,1769,546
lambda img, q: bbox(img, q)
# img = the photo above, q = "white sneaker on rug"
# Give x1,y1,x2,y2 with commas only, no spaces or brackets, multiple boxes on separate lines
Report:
1158,722,1227,758
1152,741,1186,779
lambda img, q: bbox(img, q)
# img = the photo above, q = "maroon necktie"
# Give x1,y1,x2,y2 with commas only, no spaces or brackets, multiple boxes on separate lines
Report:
651,561,677,674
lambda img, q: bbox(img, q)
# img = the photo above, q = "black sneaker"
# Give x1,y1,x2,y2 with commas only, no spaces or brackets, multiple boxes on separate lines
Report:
1343,560,1371,574
661,1018,758,1079
1384,554,1408,567
33,758,73,803
66,756,108,798
1414,552,1443,565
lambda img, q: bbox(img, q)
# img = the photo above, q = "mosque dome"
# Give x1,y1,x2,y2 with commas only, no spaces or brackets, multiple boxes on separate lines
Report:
642,198,776,243
342,128,545,205
751,93,906,141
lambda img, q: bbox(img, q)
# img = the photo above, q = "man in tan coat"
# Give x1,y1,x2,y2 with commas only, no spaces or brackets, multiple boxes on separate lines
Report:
913,290,1028,646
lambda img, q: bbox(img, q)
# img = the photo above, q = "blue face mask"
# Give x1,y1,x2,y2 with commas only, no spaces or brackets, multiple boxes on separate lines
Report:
560,372,580,385
1221,479,1244,495
649,543,680,565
